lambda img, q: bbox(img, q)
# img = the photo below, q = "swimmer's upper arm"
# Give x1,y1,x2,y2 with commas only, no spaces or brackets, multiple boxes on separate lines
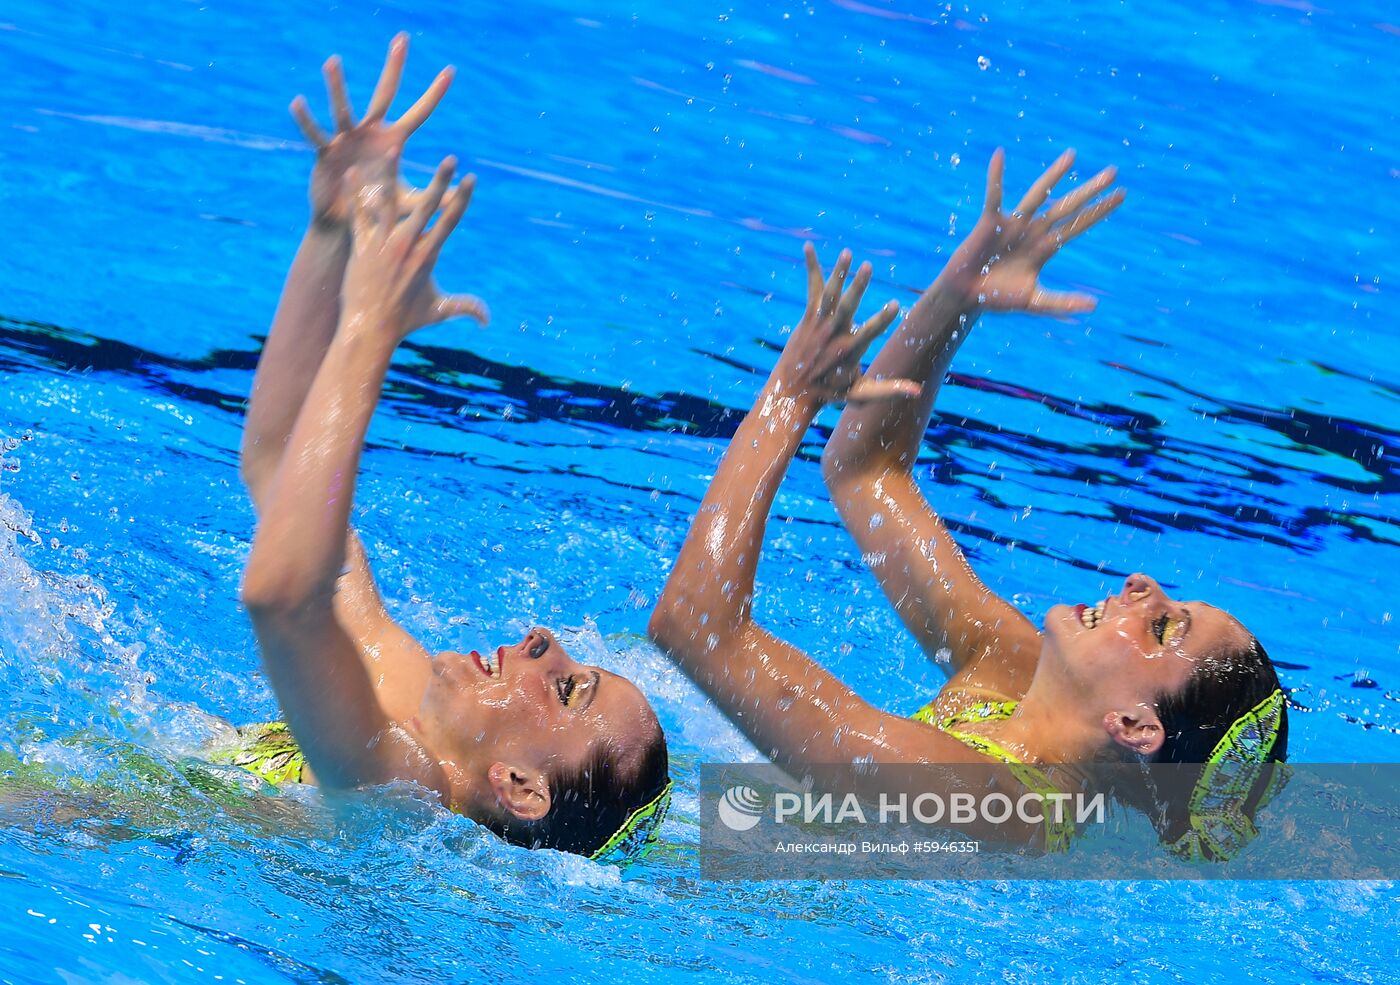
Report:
657,620,1047,850
823,466,1041,683
656,618,992,768
243,596,447,794
329,530,434,716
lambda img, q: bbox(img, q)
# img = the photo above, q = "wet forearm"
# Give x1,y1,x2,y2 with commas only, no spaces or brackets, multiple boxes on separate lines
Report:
243,320,395,609
825,275,977,479
240,225,351,503
652,373,819,656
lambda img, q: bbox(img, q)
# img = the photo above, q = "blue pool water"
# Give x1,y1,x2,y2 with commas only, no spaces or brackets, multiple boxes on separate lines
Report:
1,0,1398,981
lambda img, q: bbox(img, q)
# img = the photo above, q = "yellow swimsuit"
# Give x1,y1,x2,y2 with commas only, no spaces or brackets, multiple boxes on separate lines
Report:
912,694,1075,852
209,722,308,785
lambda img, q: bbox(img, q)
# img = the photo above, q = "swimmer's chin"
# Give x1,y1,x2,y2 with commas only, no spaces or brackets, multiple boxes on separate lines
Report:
1041,603,1073,634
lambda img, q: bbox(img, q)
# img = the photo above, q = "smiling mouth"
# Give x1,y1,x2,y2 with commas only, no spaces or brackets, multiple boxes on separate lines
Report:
1077,599,1108,630
470,649,503,678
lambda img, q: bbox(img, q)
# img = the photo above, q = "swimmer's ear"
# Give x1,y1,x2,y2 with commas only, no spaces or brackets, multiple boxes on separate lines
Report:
486,762,552,822
1103,708,1165,757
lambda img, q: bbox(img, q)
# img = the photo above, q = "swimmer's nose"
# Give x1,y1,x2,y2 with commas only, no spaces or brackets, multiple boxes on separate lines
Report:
523,627,554,659
1123,573,1162,601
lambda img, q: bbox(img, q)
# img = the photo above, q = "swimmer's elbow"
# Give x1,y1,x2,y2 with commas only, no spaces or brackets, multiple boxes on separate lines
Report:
821,436,906,492
237,455,272,511
240,571,295,615
819,439,849,487
821,433,878,487
648,600,714,659
240,560,330,617
649,599,746,666
647,602,687,654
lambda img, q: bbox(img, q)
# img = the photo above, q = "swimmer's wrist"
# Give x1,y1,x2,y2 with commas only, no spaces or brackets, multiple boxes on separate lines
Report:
305,219,353,249
335,306,405,353
930,264,985,316
309,212,351,236
761,372,824,418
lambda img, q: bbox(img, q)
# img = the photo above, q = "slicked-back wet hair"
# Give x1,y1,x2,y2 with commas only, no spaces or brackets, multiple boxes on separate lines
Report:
1145,635,1288,856
1154,635,1288,766
488,722,670,858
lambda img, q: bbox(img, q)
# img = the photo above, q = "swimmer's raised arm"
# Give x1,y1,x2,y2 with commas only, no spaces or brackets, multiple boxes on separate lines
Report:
650,246,981,767
821,150,1123,690
240,36,468,499
238,36,484,721
241,161,482,790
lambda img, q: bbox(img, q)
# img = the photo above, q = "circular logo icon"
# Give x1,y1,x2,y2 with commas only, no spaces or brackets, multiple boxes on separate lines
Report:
717,785,766,832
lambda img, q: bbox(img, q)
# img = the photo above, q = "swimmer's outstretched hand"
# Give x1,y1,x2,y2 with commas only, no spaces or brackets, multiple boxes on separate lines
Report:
774,244,919,405
340,157,487,341
939,149,1124,315
290,33,455,231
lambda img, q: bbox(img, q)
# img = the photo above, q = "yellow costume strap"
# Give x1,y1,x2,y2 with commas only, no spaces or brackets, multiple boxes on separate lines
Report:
1167,688,1288,863
915,700,1074,853
590,779,673,866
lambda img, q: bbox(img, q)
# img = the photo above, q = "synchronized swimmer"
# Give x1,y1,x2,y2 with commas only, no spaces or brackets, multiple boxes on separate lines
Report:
233,35,1287,864
236,36,669,864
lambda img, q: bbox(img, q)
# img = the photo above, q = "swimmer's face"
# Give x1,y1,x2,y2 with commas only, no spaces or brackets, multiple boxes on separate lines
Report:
417,626,659,784
1042,572,1252,708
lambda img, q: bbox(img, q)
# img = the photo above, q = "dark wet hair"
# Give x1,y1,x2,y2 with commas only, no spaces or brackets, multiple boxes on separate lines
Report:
1145,634,1289,857
1153,635,1289,766
488,722,670,858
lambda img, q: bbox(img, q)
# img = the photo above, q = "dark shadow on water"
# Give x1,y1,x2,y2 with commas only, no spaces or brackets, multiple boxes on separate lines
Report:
2,315,1396,565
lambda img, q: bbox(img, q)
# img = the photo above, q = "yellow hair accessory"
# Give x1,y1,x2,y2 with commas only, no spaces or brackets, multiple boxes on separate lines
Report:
1168,689,1288,863
590,779,673,866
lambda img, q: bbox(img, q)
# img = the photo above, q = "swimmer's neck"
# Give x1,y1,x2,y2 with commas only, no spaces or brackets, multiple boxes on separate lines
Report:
969,673,1128,766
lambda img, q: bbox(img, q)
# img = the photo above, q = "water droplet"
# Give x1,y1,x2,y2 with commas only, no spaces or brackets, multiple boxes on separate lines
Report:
977,55,991,71
1352,670,1377,689
949,153,961,168
868,512,885,530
